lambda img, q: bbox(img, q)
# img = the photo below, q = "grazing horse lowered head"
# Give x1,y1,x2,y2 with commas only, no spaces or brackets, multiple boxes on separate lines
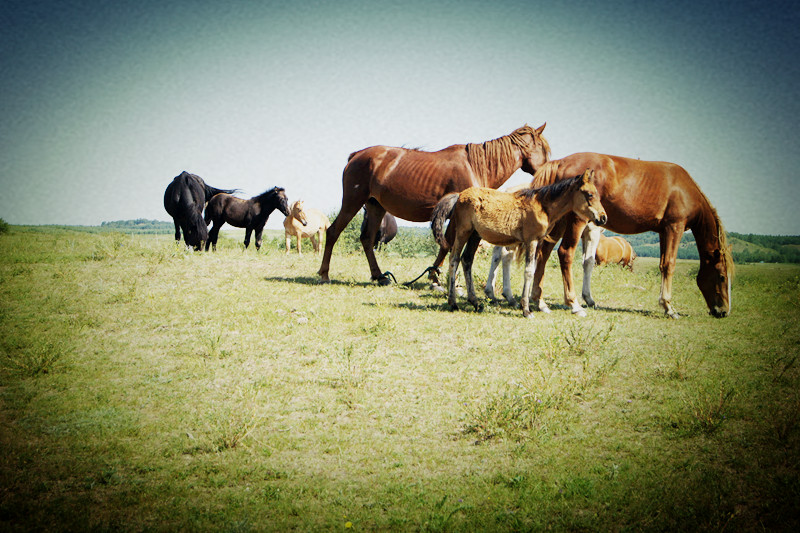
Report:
204,187,290,251
284,200,331,254
431,170,607,317
163,171,237,250
361,206,398,250
527,153,733,318
318,124,551,285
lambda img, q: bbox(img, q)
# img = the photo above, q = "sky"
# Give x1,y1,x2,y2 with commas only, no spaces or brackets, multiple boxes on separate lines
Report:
1,0,798,234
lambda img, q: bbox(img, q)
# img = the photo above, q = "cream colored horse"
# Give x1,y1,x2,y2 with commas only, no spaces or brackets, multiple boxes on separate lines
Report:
283,201,330,254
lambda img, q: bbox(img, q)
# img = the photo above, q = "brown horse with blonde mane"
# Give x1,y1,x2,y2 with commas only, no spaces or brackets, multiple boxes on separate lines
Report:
318,124,550,284
528,154,733,318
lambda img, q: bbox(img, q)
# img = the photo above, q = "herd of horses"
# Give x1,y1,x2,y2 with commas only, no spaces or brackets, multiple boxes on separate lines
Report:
164,123,733,319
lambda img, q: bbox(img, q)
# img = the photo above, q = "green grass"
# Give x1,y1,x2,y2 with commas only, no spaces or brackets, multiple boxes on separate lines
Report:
1,227,799,531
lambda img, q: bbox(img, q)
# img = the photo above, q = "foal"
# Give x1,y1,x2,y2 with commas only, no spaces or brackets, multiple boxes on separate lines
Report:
431,170,607,317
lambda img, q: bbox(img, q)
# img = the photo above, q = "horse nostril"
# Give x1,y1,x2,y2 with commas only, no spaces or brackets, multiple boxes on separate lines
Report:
598,214,608,226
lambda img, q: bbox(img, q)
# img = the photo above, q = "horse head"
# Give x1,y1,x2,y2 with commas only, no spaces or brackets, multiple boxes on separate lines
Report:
185,211,208,250
697,246,732,318
274,188,291,218
519,123,550,175
573,170,607,226
292,200,308,226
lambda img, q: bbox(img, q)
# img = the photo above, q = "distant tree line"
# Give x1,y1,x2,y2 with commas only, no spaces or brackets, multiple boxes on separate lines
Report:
616,231,800,264
100,219,174,234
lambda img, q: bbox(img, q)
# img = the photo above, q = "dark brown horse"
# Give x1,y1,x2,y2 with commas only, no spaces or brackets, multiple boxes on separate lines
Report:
361,207,398,250
528,154,733,318
204,187,290,251
163,171,237,250
318,124,550,284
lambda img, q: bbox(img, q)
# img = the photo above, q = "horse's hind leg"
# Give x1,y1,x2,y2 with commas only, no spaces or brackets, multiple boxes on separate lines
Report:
243,228,252,249
361,199,389,284
173,220,181,242
461,232,483,311
580,224,602,307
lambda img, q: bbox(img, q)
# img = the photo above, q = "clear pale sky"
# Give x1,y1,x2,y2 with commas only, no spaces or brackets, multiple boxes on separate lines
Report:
1,0,798,234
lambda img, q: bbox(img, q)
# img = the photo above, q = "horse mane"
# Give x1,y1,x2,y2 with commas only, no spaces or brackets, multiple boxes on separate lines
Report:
529,160,562,188
516,173,581,202
466,125,550,181
705,200,735,279
254,187,284,201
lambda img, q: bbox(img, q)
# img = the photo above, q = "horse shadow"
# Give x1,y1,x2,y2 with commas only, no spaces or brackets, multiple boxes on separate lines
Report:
262,275,376,288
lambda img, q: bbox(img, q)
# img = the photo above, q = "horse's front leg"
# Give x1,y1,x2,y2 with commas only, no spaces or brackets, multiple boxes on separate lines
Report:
520,241,537,317
462,232,483,311
557,218,588,316
581,224,602,307
659,224,685,319
254,227,263,251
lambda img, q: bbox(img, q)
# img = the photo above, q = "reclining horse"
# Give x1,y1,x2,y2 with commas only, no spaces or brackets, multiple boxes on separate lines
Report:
431,170,607,317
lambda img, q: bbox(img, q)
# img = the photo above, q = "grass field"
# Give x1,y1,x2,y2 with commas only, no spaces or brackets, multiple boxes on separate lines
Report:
1,226,799,531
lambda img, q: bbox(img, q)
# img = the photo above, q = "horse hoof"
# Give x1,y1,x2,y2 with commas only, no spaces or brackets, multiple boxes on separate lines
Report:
667,311,681,319
378,276,392,286
572,309,587,317
449,304,459,312
432,283,446,293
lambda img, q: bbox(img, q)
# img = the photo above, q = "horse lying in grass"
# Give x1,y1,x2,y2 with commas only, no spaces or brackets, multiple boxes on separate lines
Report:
204,187,290,251
592,227,635,270
431,170,607,317
283,200,331,254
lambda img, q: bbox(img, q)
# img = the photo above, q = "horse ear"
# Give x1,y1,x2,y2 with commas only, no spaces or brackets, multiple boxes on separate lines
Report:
535,123,546,135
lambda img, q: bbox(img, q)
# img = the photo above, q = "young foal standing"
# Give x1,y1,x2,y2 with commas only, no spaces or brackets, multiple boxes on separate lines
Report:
283,201,331,254
431,171,607,317
204,187,290,251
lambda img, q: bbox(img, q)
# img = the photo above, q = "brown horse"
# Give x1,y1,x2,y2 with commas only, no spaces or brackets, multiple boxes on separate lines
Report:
318,124,550,284
592,228,635,270
528,154,733,318
204,187,290,251
431,171,607,317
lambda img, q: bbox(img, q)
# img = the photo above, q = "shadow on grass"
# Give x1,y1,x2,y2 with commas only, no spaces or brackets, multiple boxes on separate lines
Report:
262,275,375,288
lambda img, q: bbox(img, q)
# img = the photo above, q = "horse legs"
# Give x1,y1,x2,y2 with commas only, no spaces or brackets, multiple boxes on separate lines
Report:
557,217,589,316
172,220,181,243
361,200,389,283
254,227,264,251
285,232,292,254
580,224,603,308
313,230,322,254
658,223,685,318
484,246,503,302
319,191,370,282
520,241,538,318
243,227,252,249
206,221,223,252
531,221,567,314
461,232,483,311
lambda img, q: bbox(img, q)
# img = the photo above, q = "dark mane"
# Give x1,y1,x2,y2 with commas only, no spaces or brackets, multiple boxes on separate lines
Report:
254,187,284,201
515,174,581,202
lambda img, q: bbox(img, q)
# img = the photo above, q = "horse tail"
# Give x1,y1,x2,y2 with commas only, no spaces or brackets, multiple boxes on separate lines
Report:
431,193,460,248
204,184,238,202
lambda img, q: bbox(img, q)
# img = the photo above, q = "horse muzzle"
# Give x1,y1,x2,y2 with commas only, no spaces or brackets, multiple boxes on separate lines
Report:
594,213,608,226
710,306,728,318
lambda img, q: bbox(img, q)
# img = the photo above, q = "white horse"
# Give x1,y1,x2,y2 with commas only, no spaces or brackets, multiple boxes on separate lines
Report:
283,201,331,254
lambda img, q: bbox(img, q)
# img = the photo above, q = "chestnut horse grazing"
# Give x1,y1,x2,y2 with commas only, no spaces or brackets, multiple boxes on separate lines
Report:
431,171,607,317
204,187,290,251
529,154,733,318
593,228,635,269
318,124,550,285
284,201,331,254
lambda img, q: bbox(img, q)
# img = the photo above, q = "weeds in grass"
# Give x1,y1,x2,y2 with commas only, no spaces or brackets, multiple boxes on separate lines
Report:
199,332,230,359
205,386,262,452
1,338,67,377
325,343,373,407
685,383,736,435
422,495,470,532
463,322,618,442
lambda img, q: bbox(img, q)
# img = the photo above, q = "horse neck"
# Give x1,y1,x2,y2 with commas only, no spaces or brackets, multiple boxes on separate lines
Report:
537,189,576,228
690,201,727,265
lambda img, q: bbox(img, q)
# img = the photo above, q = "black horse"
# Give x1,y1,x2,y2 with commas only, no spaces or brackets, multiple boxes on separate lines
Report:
163,171,237,250
361,206,398,250
204,187,291,251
